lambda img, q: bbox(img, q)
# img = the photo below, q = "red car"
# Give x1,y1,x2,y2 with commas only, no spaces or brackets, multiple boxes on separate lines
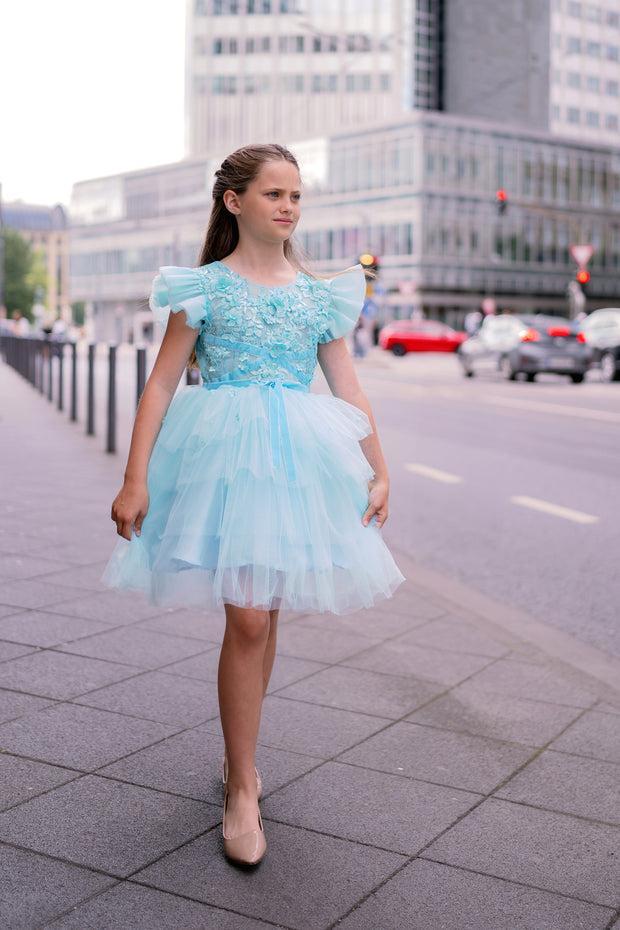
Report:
379,319,467,355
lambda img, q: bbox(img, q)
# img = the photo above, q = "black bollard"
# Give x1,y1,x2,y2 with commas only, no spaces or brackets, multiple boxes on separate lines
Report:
106,344,117,454
87,343,95,436
47,340,53,402
57,342,64,412
136,346,146,408
70,342,77,422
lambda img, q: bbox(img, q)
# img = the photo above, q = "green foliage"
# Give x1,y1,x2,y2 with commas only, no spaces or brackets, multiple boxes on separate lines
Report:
2,228,43,322
72,301,86,326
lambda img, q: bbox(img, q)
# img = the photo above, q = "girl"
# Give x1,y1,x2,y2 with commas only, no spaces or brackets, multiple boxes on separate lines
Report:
104,143,403,866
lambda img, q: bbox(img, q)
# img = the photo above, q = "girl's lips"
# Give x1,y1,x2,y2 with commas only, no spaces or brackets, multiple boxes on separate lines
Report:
274,218,293,224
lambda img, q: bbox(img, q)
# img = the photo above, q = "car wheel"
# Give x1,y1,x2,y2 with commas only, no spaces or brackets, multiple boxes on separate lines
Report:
525,372,536,382
391,344,407,357
500,356,517,381
570,373,585,383
600,352,619,382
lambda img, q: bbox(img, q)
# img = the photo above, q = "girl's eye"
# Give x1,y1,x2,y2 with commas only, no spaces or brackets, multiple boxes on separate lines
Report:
292,193,301,202
267,192,278,198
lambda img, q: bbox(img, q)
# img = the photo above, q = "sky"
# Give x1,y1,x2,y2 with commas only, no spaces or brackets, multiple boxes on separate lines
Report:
0,1,186,207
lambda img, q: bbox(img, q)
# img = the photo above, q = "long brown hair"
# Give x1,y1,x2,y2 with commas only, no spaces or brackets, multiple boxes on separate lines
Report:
197,143,309,271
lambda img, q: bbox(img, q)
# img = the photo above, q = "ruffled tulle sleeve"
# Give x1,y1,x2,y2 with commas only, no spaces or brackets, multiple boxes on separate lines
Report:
149,266,208,330
317,264,366,343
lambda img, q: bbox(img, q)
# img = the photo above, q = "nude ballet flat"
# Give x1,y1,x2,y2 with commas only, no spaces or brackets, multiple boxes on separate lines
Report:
222,755,263,800
222,789,267,866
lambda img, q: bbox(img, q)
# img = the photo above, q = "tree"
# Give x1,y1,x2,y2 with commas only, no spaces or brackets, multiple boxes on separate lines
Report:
2,228,41,322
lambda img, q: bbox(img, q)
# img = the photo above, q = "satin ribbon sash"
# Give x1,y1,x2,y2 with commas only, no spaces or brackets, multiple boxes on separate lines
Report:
203,379,308,481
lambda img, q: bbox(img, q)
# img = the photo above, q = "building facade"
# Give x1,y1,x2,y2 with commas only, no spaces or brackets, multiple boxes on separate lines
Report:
185,0,442,156
69,111,620,341
2,202,70,321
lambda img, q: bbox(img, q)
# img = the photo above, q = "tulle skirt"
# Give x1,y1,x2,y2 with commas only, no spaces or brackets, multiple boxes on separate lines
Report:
102,381,404,614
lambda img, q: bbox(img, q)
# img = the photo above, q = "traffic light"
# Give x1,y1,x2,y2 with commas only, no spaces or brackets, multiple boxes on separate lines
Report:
496,190,508,215
576,269,590,285
360,253,379,280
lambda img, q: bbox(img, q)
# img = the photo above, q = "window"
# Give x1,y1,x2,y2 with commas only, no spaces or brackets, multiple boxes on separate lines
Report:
567,71,581,87
566,36,581,53
605,113,619,130
586,4,601,22
551,104,561,120
606,79,619,96
586,41,601,58
586,110,600,127
586,75,599,92
567,106,581,123
607,45,619,61
607,10,620,27
567,0,581,15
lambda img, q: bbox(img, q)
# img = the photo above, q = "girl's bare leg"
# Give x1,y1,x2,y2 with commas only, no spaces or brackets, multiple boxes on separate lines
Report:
218,604,274,837
263,608,279,695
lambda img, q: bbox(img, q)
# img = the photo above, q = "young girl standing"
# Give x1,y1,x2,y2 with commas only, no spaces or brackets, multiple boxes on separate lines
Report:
104,143,403,866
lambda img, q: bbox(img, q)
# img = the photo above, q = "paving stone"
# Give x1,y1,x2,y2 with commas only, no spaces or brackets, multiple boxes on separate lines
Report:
340,720,535,793
396,616,511,658
0,553,73,582
0,649,142,700
44,882,270,929
43,590,167,623
367,586,444,622
261,761,479,853
75,669,220,726
99,727,317,803
425,798,620,907
275,620,383,663
265,654,327,693
0,754,80,810
0,642,37,661
298,603,430,639
134,821,406,930
43,562,111,591
0,688,52,723
551,709,620,763
0,578,89,610
336,858,615,930
456,658,598,708
0,609,110,647
0,844,114,930
0,702,177,771
276,665,444,718
497,750,620,824
240,695,389,758
60,626,210,669
0,775,220,877
137,607,223,642
407,681,584,746
342,638,494,686
155,646,221,681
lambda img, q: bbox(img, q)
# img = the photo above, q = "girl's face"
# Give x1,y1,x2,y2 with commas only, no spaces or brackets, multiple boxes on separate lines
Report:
227,160,301,245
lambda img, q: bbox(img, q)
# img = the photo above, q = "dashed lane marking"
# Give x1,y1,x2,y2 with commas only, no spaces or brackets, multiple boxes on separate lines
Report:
485,396,620,423
511,496,599,524
405,463,464,484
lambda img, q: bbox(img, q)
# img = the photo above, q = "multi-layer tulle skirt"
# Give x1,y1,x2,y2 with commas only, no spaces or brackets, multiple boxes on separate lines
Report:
102,381,404,614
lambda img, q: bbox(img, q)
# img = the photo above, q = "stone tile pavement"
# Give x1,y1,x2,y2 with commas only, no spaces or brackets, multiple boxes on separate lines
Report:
0,360,619,929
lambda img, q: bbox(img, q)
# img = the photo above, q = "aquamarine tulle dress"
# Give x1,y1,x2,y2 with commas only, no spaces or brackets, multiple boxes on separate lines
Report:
102,261,404,614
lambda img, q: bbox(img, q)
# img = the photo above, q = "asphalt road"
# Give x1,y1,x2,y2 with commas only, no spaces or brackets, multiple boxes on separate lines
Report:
355,350,620,661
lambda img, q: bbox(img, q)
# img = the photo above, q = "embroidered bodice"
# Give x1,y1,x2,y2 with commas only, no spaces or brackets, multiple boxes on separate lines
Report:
150,261,365,387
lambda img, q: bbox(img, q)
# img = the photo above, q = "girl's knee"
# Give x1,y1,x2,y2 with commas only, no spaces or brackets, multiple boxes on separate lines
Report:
224,605,270,645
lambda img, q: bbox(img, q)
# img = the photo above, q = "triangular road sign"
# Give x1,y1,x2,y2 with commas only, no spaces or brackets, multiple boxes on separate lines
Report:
569,244,595,267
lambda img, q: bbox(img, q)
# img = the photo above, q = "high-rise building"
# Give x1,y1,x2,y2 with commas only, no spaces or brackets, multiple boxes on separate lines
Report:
186,0,620,156
185,0,443,156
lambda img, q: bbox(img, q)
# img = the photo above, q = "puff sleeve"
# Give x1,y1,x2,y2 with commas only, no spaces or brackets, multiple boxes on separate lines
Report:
149,266,208,330
317,264,366,344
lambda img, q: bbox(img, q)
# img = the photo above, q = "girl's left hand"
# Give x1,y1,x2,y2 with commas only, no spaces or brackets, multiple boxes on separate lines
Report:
362,476,389,528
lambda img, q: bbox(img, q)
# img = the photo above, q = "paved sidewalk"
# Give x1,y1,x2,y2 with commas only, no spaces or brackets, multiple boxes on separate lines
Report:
0,360,619,930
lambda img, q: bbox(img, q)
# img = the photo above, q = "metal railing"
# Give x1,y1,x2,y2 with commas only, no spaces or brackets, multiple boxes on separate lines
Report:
0,334,174,455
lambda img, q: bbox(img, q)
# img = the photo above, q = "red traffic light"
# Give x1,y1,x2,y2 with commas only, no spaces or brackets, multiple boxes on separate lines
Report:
576,269,590,284
496,190,507,202
495,190,508,214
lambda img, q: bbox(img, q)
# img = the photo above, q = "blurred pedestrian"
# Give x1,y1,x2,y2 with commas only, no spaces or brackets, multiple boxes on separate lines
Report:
103,143,403,867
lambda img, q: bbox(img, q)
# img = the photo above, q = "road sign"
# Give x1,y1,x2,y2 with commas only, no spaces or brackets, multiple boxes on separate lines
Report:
569,244,595,267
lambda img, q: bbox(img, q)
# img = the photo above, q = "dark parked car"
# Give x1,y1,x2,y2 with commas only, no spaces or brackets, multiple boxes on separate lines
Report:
579,308,620,382
458,313,591,383
379,319,467,355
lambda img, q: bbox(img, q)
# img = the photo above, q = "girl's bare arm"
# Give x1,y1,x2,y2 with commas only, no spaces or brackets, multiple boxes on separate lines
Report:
317,337,390,528
111,312,199,539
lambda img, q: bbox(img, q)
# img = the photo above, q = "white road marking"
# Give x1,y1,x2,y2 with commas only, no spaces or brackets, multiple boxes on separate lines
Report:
486,396,620,424
405,463,464,484
511,496,599,524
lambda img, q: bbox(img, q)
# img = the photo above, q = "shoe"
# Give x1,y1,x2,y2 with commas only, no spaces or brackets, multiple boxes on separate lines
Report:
222,755,263,800
222,789,267,866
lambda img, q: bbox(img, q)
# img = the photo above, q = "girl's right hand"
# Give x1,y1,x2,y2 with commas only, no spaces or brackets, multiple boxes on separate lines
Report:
111,480,150,540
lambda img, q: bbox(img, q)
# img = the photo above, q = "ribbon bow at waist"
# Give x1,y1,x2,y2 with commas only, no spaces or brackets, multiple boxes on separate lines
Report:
203,379,308,481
